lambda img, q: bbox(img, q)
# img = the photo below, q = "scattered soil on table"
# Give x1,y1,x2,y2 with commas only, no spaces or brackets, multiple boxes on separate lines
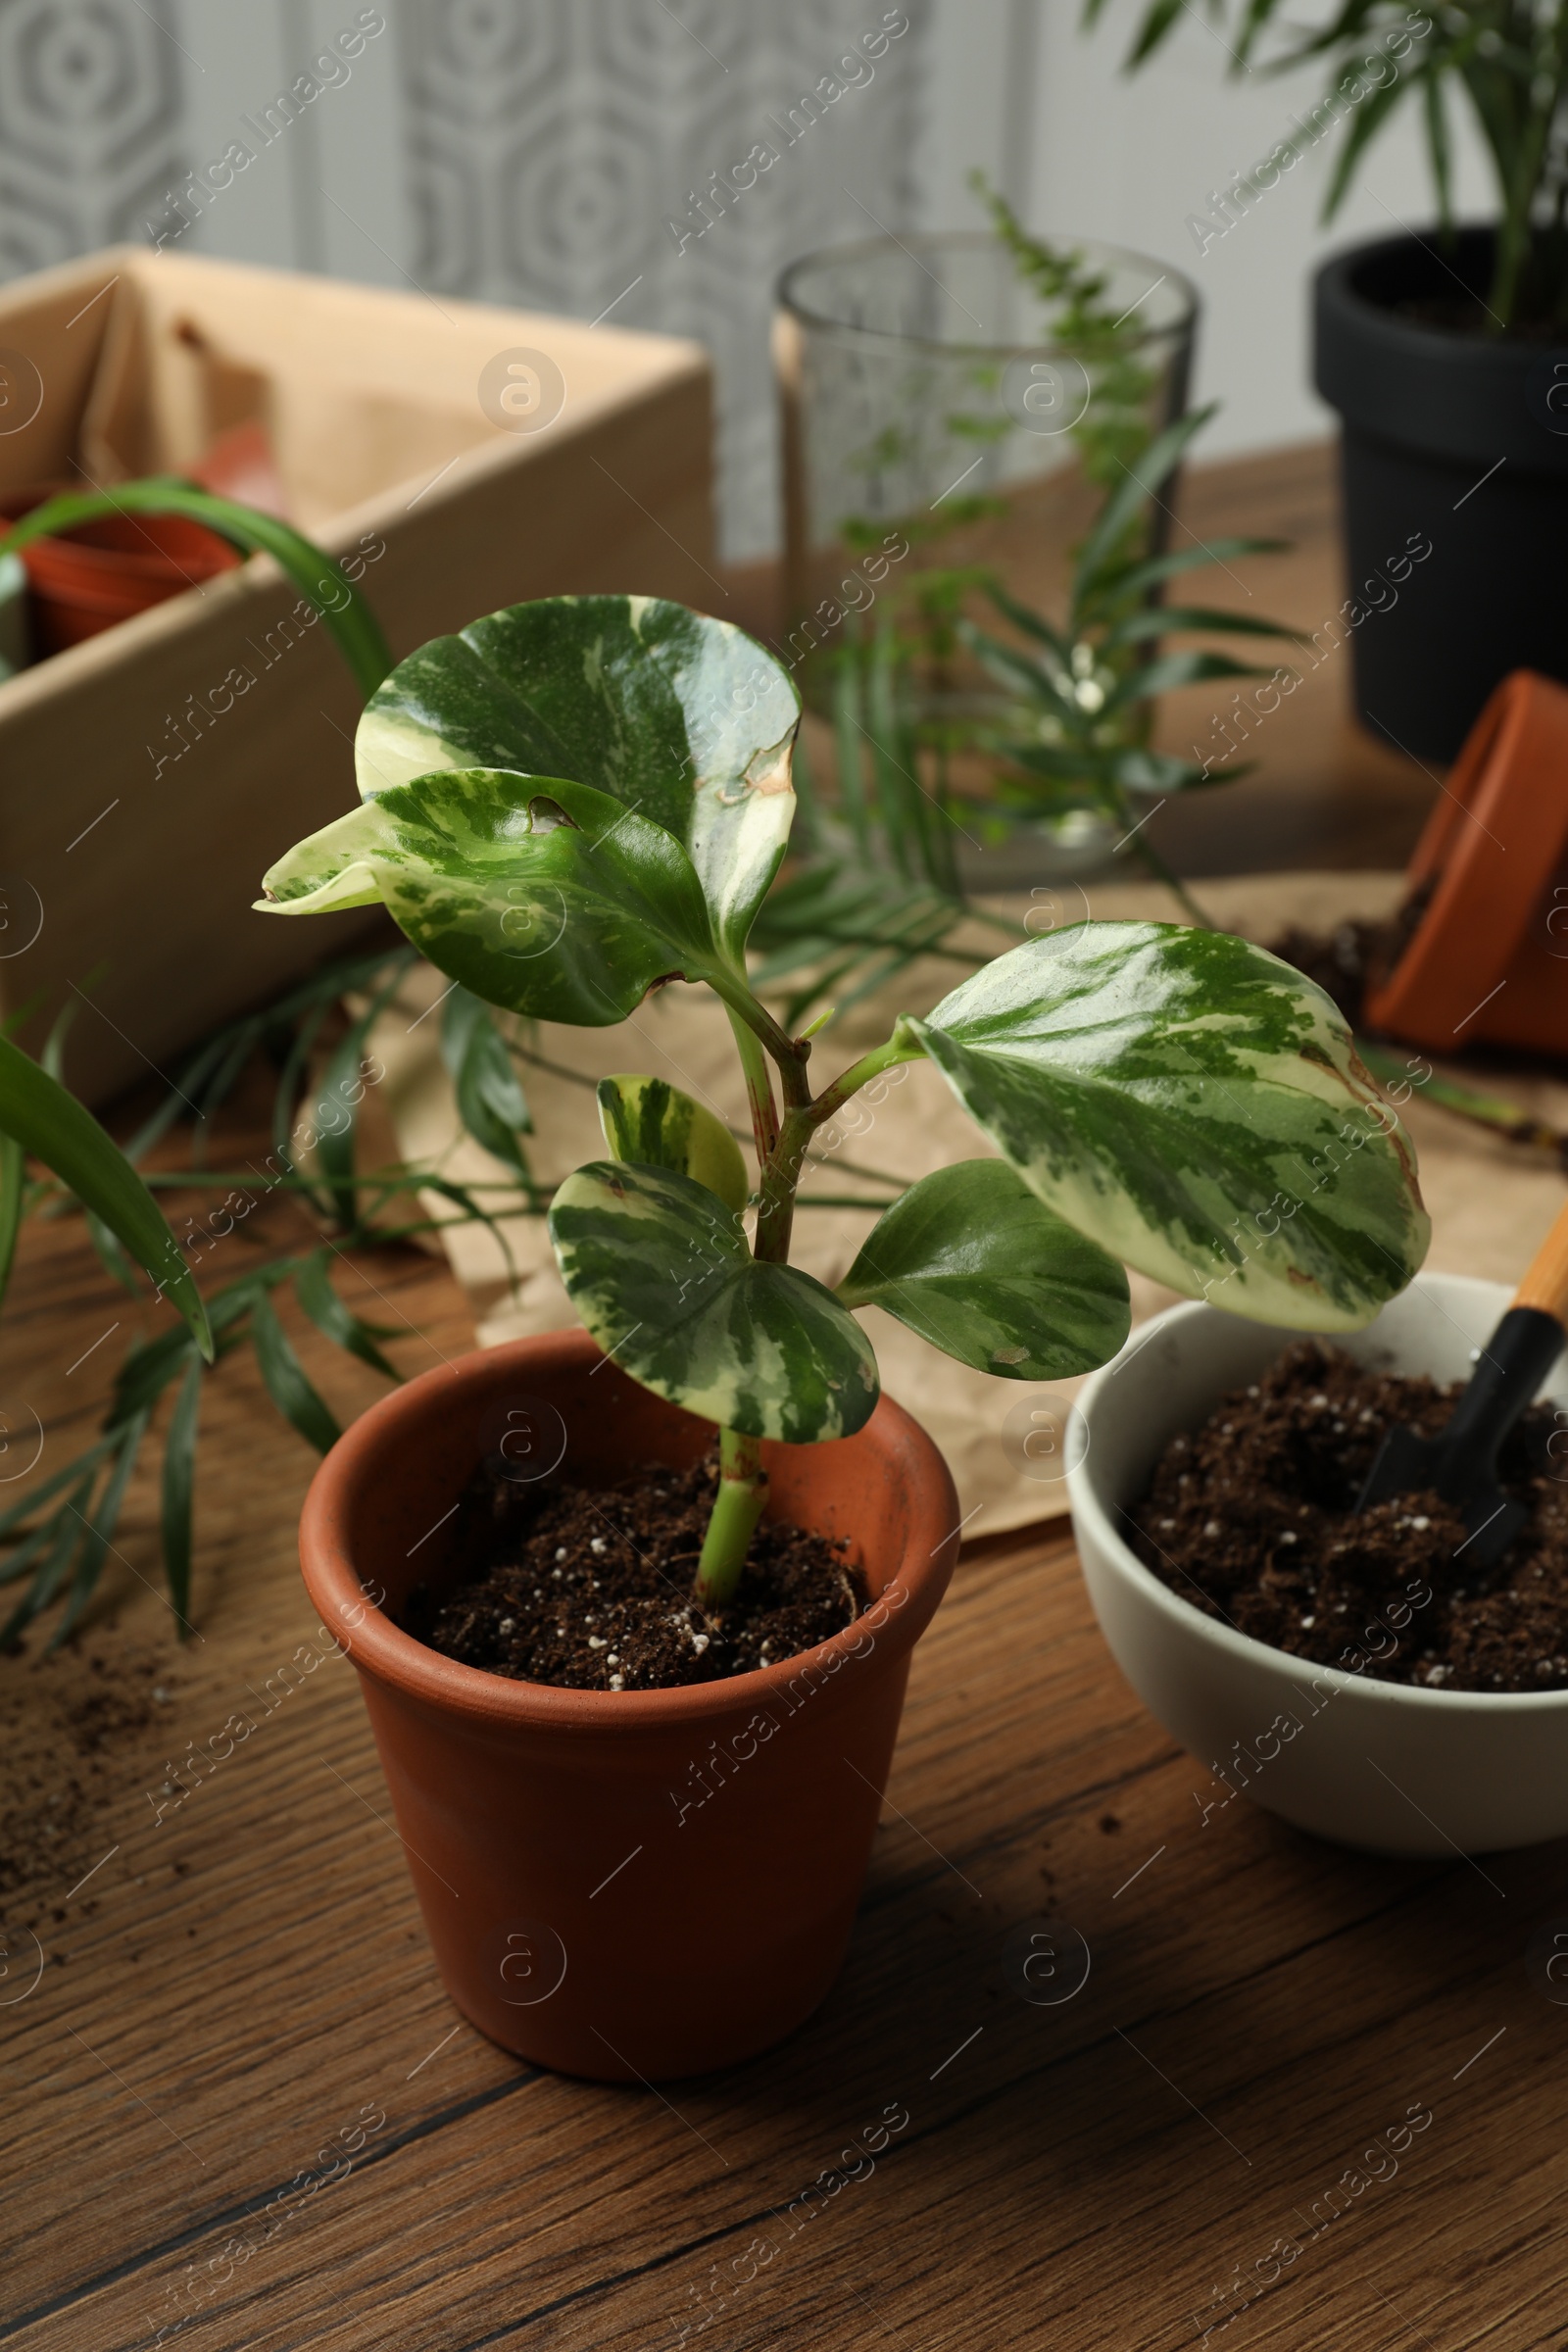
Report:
1129,1339,1568,1691
404,1446,870,1691
1268,879,1435,1029
1,1637,180,1935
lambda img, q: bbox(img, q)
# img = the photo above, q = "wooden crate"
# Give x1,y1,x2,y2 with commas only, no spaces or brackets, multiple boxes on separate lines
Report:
0,247,715,1102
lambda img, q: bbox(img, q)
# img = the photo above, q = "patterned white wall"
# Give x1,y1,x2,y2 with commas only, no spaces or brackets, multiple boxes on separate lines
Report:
0,0,185,277
397,0,934,559
0,0,1022,561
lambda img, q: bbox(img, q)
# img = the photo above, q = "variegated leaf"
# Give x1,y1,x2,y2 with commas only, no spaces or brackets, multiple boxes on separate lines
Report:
549,1160,878,1443
837,1159,1129,1379
901,922,1429,1332
597,1075,749,1216
258,770,721,1024
355,596,800,966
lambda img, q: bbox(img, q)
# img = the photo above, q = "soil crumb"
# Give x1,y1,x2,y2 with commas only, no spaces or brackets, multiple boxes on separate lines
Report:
1129,1339,1568,1692
404,1447,869,1691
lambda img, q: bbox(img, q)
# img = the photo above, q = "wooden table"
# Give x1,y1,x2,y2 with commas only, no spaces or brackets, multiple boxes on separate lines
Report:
6,1118,1566,2351
7,449,1561,2351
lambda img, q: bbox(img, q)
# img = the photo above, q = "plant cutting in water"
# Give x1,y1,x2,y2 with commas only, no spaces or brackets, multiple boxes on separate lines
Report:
258,593,1431,1605
961,400,1303,924
753,179,1299,1014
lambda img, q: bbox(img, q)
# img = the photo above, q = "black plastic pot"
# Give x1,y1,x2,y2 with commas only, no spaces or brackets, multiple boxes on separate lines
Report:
1313,227,1568,761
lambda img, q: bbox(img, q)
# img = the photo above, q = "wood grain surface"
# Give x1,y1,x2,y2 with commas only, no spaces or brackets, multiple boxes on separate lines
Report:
5,446,1561,2352
4,1121,1564,2352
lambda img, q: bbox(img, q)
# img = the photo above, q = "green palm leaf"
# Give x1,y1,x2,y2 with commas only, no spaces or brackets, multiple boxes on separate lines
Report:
0,1036,211,1357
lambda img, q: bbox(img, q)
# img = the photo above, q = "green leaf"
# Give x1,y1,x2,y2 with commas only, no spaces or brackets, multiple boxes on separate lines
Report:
549,1160,879,1443
0,481,391,702
51,1415,148,1649
1102,605,1303,648
902,922,1430,1332
0,1035,211,1358
838,1159,1129,1378
1073,404,1218,606
351,595,800,964
248,1291,342,1453
0,1435,118,1543
312,959,410,1227
961,624,1077,722
596,1075,749,1216
294,1250,401,1381
1100,649,1276,712
112,1326,203,1424
0,1484,93,1650
161,1355,203,1634
1321,71,1410,222
1079,538,1291,617
0,1133,23,1320
983,579,1071,661
258,769,723,1025
441,986,531,1172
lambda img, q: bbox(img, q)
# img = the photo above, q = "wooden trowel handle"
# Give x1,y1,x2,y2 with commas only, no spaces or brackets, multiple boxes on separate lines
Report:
1512,1195,1568,1325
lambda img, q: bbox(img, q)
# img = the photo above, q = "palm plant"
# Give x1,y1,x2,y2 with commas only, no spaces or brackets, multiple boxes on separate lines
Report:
0,1034,213,1644
1087,1,1568,332
962,403,1302,924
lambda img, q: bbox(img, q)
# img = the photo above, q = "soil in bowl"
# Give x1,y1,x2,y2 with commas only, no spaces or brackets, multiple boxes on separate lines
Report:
1128,1339,1568,1692
402,1445,869,1692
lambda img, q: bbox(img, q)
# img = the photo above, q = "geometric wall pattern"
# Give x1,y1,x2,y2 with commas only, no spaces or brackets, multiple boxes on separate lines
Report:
399,0,932,554
0,0,935,557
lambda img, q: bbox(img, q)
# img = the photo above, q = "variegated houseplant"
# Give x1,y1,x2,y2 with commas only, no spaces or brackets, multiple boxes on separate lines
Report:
257,595,1430,1609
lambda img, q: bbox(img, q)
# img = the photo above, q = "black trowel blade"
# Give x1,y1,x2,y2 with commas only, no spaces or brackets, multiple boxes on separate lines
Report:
1357,1423,1527,1570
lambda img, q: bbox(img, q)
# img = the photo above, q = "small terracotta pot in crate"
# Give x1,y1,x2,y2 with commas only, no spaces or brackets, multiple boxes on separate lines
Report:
0,484,240,656
1365,669,1568,1056
299,1330,960,2082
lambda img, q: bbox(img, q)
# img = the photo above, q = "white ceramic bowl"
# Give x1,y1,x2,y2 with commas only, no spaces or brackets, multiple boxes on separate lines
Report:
1067,1274,1568,1855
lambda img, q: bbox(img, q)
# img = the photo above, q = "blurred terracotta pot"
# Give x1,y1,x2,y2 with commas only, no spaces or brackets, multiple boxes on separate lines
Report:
299,1331,959,2082
0,483,239,656
1365,668,1568,1056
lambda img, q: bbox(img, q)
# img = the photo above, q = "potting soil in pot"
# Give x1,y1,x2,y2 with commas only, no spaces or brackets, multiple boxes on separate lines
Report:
1267,883,1434,1028
1128,1340,1568,1691
402,1446,869,1691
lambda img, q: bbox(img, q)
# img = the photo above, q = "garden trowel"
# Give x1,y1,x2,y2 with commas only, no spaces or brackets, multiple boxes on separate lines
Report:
1356,1197,1568,1568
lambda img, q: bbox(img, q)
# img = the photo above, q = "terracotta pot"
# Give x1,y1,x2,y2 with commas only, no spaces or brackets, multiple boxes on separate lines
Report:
1364,669,1568,1057
299,1331,959,2082
0,484,240,657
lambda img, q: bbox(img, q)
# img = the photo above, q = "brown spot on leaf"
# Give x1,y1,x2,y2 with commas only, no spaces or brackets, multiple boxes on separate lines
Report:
743,731,796,798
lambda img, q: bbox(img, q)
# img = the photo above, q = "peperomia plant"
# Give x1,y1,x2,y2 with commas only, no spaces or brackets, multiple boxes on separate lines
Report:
257,596,1430,1606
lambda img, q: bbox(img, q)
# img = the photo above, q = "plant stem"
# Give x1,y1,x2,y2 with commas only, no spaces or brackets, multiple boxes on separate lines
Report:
723,1004,780,1168
706,968,810,1102
698,1008,918,1592
694,1427,768,1607
754,1033,922,1265
808,1034,925,1128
